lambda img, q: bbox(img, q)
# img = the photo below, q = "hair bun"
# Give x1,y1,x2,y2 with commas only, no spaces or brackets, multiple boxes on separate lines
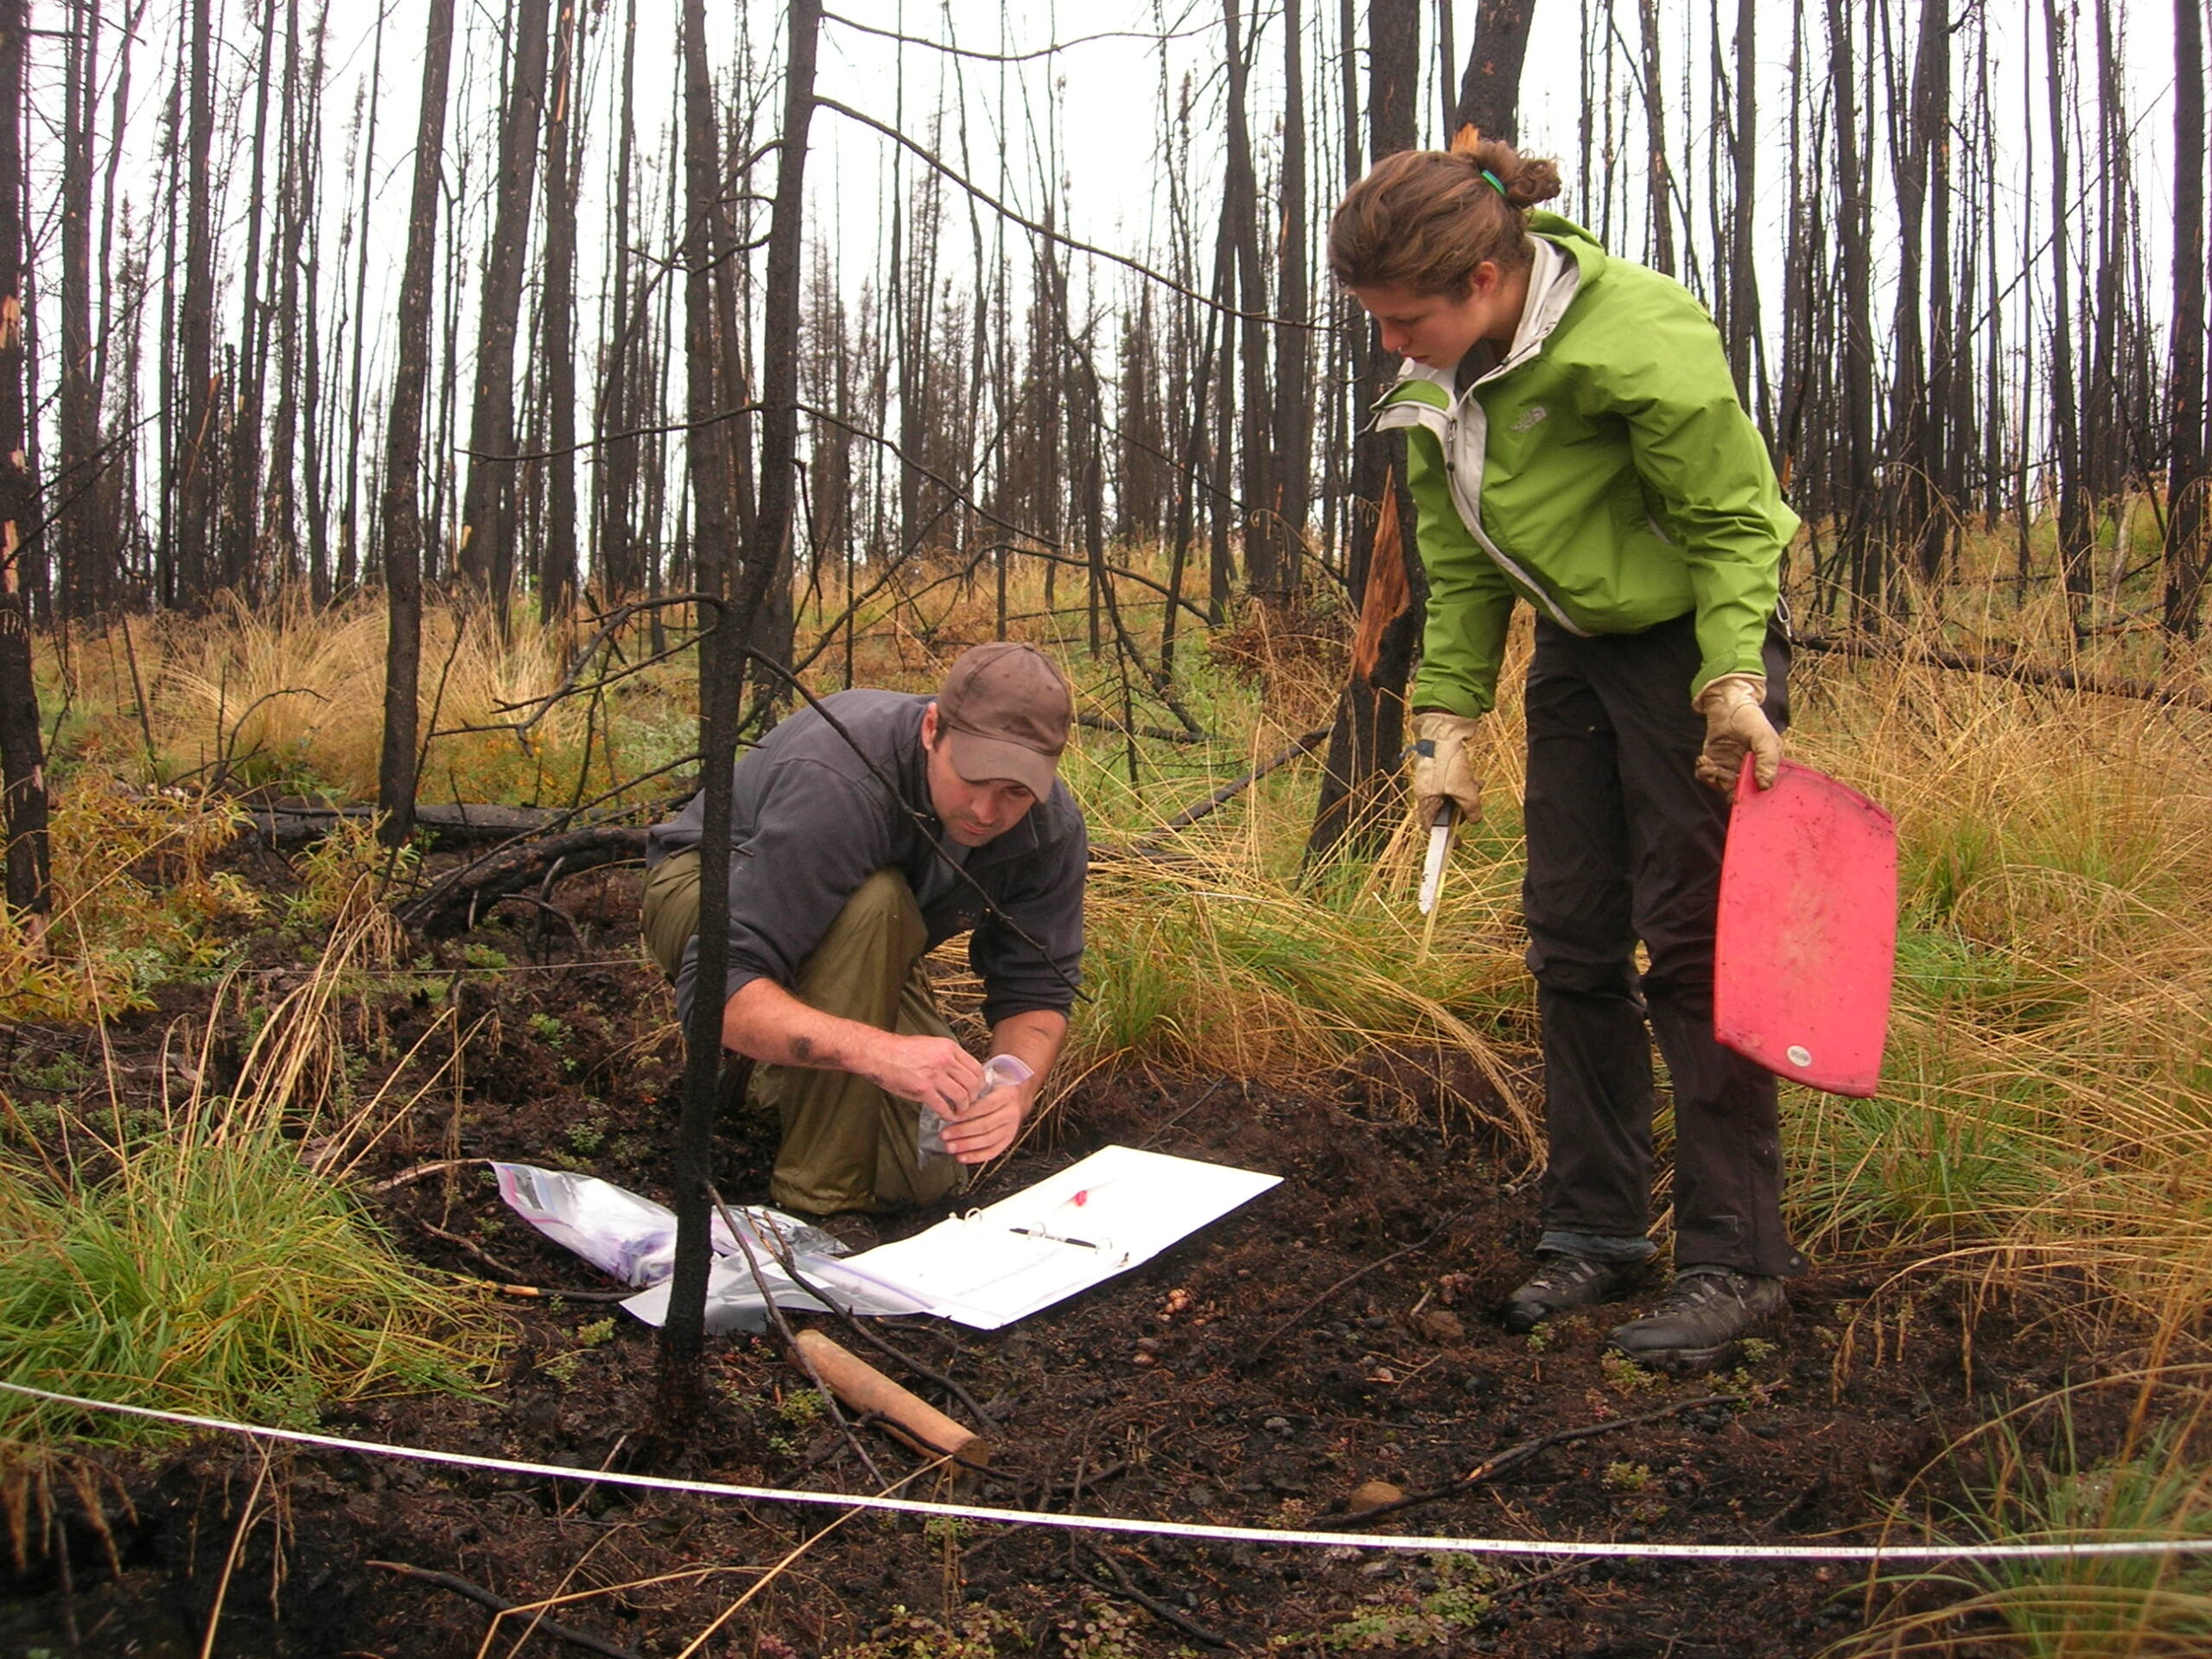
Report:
1446,126,1562,210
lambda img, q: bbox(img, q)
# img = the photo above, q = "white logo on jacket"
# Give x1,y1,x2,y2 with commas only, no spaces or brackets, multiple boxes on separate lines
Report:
1511,405,1549,432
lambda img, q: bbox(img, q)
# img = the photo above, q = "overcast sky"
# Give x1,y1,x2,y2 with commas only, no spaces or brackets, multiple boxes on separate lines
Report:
30,0,2188,449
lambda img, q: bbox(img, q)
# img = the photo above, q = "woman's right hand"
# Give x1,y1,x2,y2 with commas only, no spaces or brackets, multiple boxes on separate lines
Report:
1410,710,1484,823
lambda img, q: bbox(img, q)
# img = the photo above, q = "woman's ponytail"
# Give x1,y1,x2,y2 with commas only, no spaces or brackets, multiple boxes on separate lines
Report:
1449,125,1563,214
1328,131,1565,295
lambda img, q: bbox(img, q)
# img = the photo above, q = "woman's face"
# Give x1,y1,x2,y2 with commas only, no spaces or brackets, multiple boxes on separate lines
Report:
1348,263,1518,369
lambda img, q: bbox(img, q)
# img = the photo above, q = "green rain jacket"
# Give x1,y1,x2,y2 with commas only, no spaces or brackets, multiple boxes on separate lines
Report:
1376,212,1799,718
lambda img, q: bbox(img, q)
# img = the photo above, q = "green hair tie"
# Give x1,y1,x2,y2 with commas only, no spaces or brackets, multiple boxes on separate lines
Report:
1479,168,1508,197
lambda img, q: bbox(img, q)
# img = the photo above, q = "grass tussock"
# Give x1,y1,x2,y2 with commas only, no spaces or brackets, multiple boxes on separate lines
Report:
1773,625,2212,1328
0,911,499,1458
0,775,264,1021
1842,1379,2212,1657
0,773,408,1023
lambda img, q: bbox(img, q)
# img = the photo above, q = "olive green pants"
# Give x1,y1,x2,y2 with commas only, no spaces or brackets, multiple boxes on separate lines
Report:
640,850,966,1216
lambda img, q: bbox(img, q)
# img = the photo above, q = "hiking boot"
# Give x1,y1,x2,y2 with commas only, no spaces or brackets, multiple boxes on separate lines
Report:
1607,1267,1784,1373
1501,1253,1646,1334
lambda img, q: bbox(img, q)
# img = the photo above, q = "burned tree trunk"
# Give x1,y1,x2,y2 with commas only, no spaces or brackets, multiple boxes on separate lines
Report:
594,0,644,605
2041,0,2093,637
1825,0,1879,620
338,3,386,597
376,0,459,845
58,0,111,619
0,0,49,937
1453,0,1535,143
658,0,823,1403
1883,0,1947,584
1306,0,1424,866
538,0,581,626
1919,0,1957,579
657,0,747,1395
1274,0,1313,598
1724,0,1759,417
1635,0,1675,277
173,0,217,605
2163,0,2209,635
457,0,553,613
267,0,320,595
222,0,278,598
1222,0,1277,601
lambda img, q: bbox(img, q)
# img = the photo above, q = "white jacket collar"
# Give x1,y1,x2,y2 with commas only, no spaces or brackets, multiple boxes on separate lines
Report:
1385,235,1583,399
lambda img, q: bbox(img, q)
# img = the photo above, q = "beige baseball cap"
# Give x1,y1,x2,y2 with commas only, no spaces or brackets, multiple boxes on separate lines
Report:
934,642,1072,798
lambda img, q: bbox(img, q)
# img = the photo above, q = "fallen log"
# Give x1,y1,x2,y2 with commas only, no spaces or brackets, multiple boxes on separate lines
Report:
395,824,649,938
1076,710,1212,745
1122,726,1332,856
1796,632,2212,714
268,720,1332,940
246,800,625,849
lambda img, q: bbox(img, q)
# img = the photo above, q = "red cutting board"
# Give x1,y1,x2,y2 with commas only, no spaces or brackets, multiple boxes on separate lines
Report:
1713,757,1897,1097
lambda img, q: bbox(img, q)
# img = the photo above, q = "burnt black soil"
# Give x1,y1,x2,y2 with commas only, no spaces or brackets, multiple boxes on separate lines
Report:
0,860,2130,1658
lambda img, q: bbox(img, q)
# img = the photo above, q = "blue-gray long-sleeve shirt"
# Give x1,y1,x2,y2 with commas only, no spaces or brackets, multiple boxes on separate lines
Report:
644,690,1086,1029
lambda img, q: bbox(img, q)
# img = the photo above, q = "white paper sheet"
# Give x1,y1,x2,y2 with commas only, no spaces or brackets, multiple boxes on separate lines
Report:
830,1145,1281,1329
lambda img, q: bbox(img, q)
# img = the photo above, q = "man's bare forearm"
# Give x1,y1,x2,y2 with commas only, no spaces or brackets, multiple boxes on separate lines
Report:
721,976,986,1118
721,976,874,1071
988,1008,1067,1094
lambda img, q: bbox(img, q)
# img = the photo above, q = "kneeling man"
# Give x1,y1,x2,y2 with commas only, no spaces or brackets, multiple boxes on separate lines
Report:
640,643,1085,1219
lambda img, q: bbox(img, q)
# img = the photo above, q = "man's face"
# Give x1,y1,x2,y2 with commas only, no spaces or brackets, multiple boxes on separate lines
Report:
922,703,1041,847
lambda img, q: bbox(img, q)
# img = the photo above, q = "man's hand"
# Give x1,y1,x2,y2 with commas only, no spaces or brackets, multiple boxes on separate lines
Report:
938,1072,1025,1164
865,1033,986,1121
1410,710,1484,823
723,978,1065,1167
1694,673,1783,796
934,1008,1068,1166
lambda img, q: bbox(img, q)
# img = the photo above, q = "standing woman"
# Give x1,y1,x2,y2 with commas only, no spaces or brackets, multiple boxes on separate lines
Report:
1332,130,1803,1371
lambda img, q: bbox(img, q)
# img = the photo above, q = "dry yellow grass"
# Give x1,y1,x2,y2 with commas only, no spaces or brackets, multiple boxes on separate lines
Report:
47,591,685,805
22,546,2212,1649
24,552,2212,1337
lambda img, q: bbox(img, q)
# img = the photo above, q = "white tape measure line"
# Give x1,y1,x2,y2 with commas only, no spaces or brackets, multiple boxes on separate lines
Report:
3,1381,2201,1566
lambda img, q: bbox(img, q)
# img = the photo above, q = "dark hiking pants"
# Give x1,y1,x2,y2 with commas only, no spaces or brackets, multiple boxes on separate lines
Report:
640,852,966,1217
1521,612,1806,1279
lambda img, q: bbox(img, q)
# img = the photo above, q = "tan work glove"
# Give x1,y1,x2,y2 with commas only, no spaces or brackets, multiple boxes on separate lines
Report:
1694,673,1783,796
1410,710,1484,824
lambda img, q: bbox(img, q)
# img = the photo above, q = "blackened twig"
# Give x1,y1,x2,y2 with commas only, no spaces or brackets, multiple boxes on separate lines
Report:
1246,1202,1476,1361
368,1560,645,1659
412,1217,531,1281
750,1230,1001,1433
1136,1077,1229,1150
468,1279,635,1304
709,1185,889,1490
1316,1392,1755,1530
1129,727,1332,853
1080,1541,1230,1648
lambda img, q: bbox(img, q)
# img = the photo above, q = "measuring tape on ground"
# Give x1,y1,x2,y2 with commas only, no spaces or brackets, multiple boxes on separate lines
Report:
4,1381,2199,1566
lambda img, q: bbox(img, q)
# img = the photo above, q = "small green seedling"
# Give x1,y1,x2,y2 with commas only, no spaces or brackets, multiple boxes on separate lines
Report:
1603,1460,1653,1493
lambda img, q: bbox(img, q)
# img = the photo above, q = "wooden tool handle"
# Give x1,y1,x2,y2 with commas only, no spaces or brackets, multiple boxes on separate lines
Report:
793,1330,989,1468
